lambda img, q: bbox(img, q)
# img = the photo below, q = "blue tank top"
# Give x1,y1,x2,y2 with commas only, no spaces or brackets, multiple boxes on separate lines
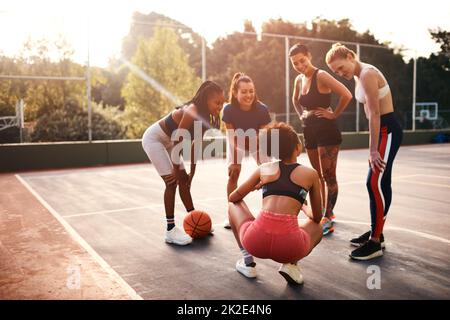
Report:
262,162,308,204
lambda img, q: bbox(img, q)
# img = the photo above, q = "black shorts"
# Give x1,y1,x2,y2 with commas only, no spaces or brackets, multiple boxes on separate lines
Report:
303,120,342,149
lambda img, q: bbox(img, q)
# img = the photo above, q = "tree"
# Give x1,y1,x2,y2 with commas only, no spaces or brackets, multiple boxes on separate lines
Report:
122,12,205,78
90,66,126,109
16,36,86,120
0,56,26,117
413,29,450,125
207,23,258,98
206,18,417,131
430,28,450,71
121,26,201,138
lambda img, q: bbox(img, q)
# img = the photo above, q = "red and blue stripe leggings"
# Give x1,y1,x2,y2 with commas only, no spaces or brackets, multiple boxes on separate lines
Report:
366,113,403,238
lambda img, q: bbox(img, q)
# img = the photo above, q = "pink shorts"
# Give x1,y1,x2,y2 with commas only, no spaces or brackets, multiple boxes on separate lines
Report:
239,210,311,264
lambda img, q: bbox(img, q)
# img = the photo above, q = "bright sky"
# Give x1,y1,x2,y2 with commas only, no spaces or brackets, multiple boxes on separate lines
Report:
1,0,449,67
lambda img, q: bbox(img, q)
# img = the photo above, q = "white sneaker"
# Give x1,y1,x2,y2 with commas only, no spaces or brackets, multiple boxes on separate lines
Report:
235,259,257,278
223,219,231,229
278,263,304,284
165,226,193,245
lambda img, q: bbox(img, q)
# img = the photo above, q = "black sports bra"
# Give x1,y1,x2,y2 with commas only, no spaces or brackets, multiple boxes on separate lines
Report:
163,111,204,138
298,69,331,111
261,162,308,204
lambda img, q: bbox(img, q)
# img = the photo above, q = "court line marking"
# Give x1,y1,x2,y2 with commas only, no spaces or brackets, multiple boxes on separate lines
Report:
416,174,450,180
15,174,143,300
64,205,164,218
339,174,421,186
63,196,227,218
398,180,450,189
18,174,449,246
20,167,152,179
334,219,450,245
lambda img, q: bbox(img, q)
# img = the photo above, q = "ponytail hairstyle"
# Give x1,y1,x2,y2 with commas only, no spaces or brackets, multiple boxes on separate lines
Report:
264,122,301,161
177,80,223,129
325,43,357,64
228,72,259,109
289,43,310,57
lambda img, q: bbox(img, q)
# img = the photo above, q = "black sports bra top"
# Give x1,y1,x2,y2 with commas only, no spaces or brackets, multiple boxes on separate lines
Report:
163,112,204,138
262,161,308,204
298,69,331,111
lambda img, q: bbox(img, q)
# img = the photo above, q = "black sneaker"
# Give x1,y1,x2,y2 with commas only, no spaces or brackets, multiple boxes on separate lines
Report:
350,231,385,249
350,240,383,261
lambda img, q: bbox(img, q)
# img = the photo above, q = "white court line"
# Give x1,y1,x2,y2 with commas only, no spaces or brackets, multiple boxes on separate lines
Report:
64,205,164,218
339,174,421,186
15,174,143,300
416,174,450,180
24,173,162,193
21,167,153,180
64,196,228,218
399,180,450,189
335,219,450,245
100,177,162,192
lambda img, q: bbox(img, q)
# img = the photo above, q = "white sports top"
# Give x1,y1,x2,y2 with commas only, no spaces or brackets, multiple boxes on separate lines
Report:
355,65,390,104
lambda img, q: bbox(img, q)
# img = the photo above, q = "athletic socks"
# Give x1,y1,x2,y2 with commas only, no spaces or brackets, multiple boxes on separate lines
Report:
167,207,194,231
166,217,175,231
240,247,255,267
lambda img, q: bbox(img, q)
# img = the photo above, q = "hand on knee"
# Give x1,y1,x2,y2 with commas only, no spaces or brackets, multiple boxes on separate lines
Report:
162,174,177,188
177,170,189,186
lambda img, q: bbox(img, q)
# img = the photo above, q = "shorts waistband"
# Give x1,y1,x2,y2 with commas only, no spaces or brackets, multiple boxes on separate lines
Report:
259,209,298,220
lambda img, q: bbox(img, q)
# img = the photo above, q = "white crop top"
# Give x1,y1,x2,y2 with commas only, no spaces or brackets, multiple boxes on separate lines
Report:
355,65,390,104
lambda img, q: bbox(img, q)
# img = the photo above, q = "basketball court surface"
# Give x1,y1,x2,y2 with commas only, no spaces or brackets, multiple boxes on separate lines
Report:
1,144,449,299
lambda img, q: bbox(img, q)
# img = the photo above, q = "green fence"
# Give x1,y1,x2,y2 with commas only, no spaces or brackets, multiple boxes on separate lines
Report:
1,130,449,172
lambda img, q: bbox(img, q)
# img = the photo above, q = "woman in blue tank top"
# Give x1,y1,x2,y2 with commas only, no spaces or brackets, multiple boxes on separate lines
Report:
289,43,353,236
222,73,272,228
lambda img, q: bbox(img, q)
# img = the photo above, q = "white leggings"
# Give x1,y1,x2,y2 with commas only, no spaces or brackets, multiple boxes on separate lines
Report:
142,123,185,176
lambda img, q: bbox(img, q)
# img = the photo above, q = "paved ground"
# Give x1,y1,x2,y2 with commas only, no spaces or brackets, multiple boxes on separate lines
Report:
1,144,449,299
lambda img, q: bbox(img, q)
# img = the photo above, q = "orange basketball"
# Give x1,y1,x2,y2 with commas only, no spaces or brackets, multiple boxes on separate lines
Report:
183,210,212,239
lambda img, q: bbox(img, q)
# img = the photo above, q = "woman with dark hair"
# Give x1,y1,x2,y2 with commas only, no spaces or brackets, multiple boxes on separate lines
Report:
289,43,352,236
228,122,323,284
142,81,225,245
222,72,272,228
326,43,403,260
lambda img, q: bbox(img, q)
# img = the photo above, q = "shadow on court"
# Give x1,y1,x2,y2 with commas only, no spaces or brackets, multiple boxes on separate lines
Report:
3,144,450,299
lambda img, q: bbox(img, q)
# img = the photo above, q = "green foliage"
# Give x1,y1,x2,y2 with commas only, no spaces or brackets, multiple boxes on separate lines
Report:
19,37,85,120
206,18,450,131
31,101,125,142
0,127,20,144
121,26,201,138
431,29,450,58
122,12,204,78
0,37,86,122
2,13,450,143
0,56,27,117
91,66,126,108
